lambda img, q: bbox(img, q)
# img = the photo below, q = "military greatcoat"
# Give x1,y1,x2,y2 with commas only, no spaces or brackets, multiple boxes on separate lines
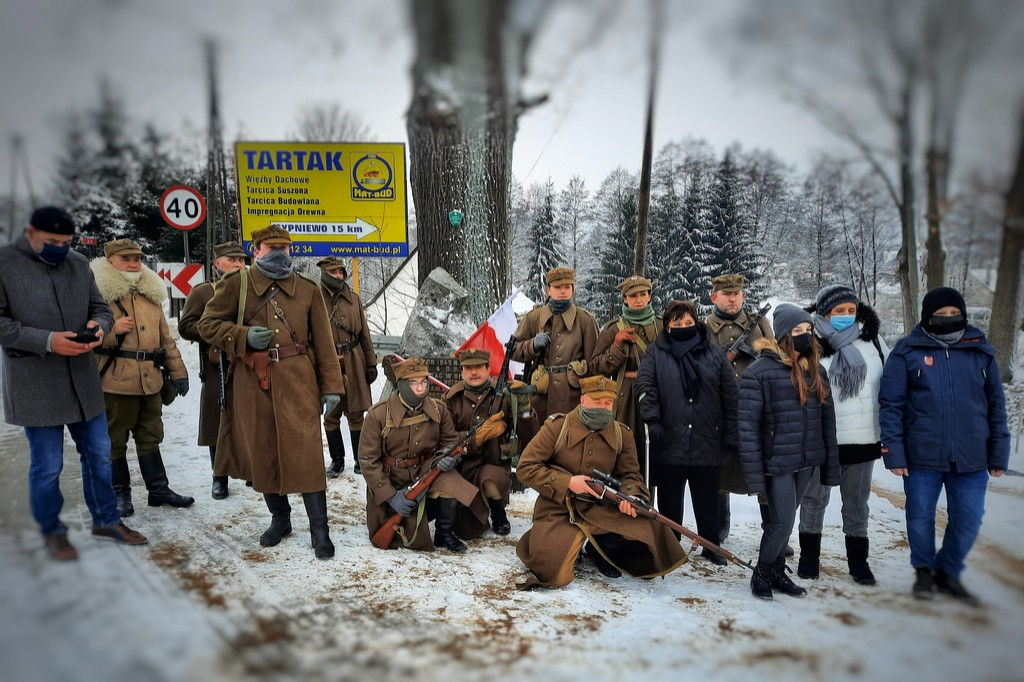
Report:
516,408,688,588
198,267,343,494
590,316,662,429
320,280,376,418
178,279,220,446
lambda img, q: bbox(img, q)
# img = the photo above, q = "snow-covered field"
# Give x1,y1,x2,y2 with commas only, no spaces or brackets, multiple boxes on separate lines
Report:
1,336,1023,682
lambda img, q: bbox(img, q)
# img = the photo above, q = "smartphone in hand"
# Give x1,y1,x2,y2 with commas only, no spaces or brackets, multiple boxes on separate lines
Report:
70,327,99,344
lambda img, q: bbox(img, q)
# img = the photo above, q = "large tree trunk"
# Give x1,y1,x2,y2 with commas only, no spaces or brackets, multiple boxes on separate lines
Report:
989,112,1024,382
895,83,920,334
924,147,948,291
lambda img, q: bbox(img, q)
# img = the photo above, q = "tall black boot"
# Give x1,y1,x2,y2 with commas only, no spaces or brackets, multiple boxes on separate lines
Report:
302,490,335,559
111,456,134,518
138,449,195,508
433,498,468,552
771,556,807,597
489,499,511,535
260,493,292,547
210,446,228,500
751,562,773,600
718,493,731,544
325,429,345,478
845,535,876,585
797,532,821,579
350,430,362,475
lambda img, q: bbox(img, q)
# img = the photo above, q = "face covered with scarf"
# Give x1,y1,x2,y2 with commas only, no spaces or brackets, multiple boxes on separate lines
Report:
253,242,294,279
812,301,867,401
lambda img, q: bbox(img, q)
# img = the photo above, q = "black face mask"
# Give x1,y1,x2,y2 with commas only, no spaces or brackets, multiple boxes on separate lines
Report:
668,326,698,342
924,314,967,335
791,333,813,356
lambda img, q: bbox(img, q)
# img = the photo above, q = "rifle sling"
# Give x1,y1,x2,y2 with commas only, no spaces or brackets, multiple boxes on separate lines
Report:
99,300,130,378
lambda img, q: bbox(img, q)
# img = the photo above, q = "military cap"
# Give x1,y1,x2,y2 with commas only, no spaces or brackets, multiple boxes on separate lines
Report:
213,241,247,258
580,376,617,400
617,275,652,297
457,347,490,367
545,266,576,287
251,224,292,246
711,273,745,293
317,256,348,273
104,238,144,258
394,356,430,380
30,206,76,235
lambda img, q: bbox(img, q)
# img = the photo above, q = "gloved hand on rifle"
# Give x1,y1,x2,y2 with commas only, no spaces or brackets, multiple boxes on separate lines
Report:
387,489,417,517
533,331,550,350
473,411,506,447
435,453,458,472
321,393,342,415
246,326,274,350
173,378,189,397
509,380,532,395
366,365,378,384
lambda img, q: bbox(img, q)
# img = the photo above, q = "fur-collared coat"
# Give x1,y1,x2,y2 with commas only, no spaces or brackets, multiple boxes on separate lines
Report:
91,258,186,396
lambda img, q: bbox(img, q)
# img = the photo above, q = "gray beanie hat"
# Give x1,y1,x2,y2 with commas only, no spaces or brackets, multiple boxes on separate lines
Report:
772,303,813,340
814,284,858,316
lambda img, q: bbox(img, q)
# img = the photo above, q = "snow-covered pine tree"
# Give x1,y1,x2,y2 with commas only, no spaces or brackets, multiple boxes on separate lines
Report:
591,189,639,323
520,179,565,303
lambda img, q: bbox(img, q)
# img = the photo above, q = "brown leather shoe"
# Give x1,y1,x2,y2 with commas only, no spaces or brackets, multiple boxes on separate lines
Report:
44,534,78,561
92,522,148,545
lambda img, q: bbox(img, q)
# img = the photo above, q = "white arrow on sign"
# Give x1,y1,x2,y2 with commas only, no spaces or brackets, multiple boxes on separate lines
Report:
277,218,379,240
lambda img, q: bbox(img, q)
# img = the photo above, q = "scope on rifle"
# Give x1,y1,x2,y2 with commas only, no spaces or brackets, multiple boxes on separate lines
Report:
591,469,623,490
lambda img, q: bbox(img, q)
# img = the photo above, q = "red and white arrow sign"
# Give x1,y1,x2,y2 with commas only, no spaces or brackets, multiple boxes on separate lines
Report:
156,262,204,299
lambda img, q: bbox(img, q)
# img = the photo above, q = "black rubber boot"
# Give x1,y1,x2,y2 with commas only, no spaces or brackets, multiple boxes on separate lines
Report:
138,450,195,508
797,532,822,579
210,446,228,500
771,557,807,597
913,566,936,599
489,499,511,535
845,535,876,585
260,493,292,547
585,542,622,578
751,562,773,600
350,430,362,475
935,569,979,606
325,429,345,478
433,498,468,552
302,490,335,559
110,456,134,518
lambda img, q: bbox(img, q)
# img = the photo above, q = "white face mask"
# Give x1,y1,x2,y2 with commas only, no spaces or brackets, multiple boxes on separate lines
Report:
120,271,143,284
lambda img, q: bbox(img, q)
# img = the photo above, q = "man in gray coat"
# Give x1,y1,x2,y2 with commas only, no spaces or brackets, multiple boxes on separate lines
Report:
0,207,147,561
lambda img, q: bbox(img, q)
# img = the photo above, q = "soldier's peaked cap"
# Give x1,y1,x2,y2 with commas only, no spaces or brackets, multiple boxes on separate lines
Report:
252,224,292,246
457,348,490,367
394,356,430,380
545,266,576,287
711,273,745,293
214,241,247,258
580,376,617,400
618,275,652,296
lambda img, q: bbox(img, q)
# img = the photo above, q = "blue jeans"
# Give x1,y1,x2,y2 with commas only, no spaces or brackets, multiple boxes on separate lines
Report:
25,412,121,535
903,466,988,580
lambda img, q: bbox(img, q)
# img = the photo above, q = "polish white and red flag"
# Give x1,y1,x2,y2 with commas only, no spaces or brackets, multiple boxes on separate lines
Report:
457,289,522,379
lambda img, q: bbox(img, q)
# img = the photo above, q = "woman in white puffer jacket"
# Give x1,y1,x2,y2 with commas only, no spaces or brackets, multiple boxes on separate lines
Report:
797,284,888,585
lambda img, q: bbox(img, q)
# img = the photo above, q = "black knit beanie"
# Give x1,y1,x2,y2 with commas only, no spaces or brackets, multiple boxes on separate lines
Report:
772,303,813,340
921,287,966,322
814,284,858,316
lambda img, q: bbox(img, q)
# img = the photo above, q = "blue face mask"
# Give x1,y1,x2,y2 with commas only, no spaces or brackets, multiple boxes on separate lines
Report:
38,242,71,265
829,315,856,332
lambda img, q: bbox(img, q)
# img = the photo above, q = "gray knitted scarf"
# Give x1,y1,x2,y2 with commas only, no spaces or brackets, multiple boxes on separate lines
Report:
812,313,866,401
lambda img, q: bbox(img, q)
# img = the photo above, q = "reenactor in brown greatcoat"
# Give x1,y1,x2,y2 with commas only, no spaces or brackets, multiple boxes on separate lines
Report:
590,275,663,480
358,357,490,552
515,376,688,589
442,348,515,537
511,266,599,425
178,240,246,500
198,225,344,559
92,239,193,518
316,256,377,477
703,273,776,546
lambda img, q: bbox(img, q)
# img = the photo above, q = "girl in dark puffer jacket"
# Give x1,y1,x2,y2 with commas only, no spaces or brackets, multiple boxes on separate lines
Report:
739,303,840,601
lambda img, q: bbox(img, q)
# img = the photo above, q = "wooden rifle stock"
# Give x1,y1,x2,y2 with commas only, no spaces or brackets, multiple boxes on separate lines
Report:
724,303,772,364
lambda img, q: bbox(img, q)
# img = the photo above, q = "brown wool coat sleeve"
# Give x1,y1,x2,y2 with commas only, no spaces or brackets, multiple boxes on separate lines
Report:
516,416,573,503
197,272,249,359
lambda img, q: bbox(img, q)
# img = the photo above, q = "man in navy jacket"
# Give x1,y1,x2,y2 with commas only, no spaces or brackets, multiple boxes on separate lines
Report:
879,287,1009,605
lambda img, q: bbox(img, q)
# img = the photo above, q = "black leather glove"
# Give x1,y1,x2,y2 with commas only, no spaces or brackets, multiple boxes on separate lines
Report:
533,332,550,350
173,378,189,397
366,365,379,384
388,490,417,517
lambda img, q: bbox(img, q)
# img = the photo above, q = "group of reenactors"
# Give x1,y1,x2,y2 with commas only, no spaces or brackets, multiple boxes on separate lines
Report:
158,225,770,588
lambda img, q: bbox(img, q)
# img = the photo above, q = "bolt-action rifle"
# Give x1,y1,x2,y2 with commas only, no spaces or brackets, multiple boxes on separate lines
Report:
487,334,518,416
725,303,772,363
584,469,754,570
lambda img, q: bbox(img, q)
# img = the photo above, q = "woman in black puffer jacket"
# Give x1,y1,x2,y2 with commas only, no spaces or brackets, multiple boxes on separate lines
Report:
635,300,739,566
739,303,839,601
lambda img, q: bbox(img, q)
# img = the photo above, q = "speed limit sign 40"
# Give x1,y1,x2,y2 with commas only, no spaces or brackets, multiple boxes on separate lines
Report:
160,185,207,230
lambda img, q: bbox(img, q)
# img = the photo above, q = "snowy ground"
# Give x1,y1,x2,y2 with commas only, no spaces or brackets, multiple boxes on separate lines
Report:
2,336,1023,682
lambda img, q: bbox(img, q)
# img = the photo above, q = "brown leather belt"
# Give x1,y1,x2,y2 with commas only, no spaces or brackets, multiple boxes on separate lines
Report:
244,343,308,390
546,364,569,373
336,341,353,354
267,343,308,362
383,454,426,468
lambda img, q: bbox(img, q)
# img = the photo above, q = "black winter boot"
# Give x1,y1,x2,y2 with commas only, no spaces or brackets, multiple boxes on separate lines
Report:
138,450,195,508
751,562,774,601
433,498,468,552
718,493,731,544
771,557,807,597
585,542,622,578
913,566,936,599
325,429,345,478
302,490,335,559
210,446,228,500
350,430,362,475
845,535,876,585
935,570,979,606
110,456,134,518
797,532,822,579
489,499,511,535
260,493,292,547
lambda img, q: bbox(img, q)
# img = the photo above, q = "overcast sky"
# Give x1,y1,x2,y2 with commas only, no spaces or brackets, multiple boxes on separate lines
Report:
1,0,1021,210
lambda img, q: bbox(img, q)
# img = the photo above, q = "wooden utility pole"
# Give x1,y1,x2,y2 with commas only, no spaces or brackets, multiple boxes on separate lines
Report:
204,39,233,274
633,0,664,276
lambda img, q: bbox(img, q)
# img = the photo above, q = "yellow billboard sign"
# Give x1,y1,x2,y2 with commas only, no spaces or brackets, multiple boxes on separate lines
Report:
234,141,408,257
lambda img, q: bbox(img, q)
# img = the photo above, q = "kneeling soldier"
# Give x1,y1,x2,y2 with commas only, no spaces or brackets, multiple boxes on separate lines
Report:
516,376,688,588
359,357,489,552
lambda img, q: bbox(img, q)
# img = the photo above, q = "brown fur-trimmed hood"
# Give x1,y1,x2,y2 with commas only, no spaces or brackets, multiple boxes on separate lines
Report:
90,257,166,306
753,337,814,371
